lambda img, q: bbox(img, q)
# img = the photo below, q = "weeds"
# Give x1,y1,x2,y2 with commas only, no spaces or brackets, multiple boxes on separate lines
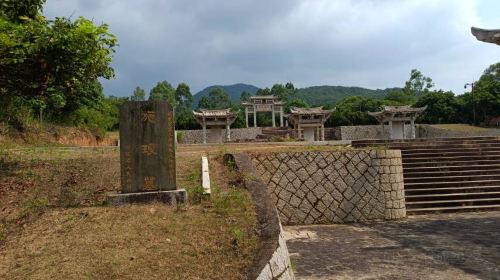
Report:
21,196,48,218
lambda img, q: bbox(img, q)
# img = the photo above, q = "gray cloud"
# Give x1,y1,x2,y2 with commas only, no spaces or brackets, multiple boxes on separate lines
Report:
43,0,500,96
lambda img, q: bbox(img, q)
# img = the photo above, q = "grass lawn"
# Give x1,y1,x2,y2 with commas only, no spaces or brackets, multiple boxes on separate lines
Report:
0,146,258,280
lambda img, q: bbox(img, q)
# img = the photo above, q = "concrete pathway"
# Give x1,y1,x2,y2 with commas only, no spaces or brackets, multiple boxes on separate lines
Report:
284,211,500,280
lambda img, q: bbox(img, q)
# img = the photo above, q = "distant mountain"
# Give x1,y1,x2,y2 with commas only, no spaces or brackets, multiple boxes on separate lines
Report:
192,83,402,108
297,86,402,106
193,83,260,108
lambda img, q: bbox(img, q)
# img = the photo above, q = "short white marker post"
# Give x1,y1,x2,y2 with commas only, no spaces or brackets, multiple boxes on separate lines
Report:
201,156,211,195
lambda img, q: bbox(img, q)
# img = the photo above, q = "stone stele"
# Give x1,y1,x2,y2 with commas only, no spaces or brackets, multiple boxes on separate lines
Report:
107,100,186,206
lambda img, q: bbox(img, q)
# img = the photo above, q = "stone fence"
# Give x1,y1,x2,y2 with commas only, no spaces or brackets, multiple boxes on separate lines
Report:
249,150,406,225
340,125,413,140
417,124,500,138
177,127,262,144
228,154,295,280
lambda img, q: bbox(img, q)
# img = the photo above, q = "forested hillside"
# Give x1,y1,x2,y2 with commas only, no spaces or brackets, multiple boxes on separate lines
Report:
192,83,259,108
297,86,401,106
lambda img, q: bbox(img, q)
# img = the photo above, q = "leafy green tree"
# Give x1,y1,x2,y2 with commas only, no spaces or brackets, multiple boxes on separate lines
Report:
414,90,460,124
256,88,271,96
174,83,197,130
239,91,252,103
149,81,175,105
403,69,434,97
469,62,500,123
197,87,231,109
383,91,416,105
328,96,383,126
131,86,146,101
0,1,117,124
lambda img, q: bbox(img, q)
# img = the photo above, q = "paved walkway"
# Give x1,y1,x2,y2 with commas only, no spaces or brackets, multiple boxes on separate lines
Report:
284,211,500,280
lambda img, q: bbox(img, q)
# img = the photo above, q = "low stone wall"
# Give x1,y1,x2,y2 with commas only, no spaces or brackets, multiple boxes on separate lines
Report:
178,127,262,144
250,150,406,225
340,125,415,140
418,124,500,138
229,154,295,280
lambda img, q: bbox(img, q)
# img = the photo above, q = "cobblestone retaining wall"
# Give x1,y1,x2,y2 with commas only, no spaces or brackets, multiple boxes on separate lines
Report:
178,127,262,144
250,150,406,225
230,154,295,280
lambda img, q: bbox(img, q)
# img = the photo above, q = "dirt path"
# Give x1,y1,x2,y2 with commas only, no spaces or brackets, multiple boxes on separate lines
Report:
285,211,500,280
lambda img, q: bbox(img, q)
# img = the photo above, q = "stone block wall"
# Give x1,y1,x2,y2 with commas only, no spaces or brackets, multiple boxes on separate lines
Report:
417,124,500,138
230,154,295,280
178,127,262,144
340,125,416,140
250,150,406,225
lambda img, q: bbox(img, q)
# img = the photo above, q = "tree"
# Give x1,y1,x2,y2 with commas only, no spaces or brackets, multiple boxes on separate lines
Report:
414,90,460,124
328,96,383,126
469,62,500,123
256,88,271,96
131,86,146,101
149,81,175,105
239,91,252,103
403,69,434,97
197,87,231,109
384,90,416,105
0,1,117,124
174,83,197,130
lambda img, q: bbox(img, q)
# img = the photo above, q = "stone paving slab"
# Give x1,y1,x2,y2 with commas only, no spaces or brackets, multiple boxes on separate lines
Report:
284,211,500,280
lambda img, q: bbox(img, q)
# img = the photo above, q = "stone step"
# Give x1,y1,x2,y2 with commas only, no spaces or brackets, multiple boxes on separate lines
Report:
405,179,500,189
405,185,500,195
406,204,500,214
404,174,500,184
404,164,500,173
402,151,500,158
406,197,500,206
406,191,500,201
403,159,500,168
352,137,500,146
404,168,500,178
401,147,500,154
353,136,499,143
402,155,500,163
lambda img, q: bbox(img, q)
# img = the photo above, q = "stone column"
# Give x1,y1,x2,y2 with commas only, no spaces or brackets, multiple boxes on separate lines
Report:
316,127,320,141
226,123,231,142
321,123,325,141
280,106,284,127
202,119,207,144
245,107,248,128
253,105,257,128
272,104,276,127
297,116,302,140
410,119,416,139
388,121,393,139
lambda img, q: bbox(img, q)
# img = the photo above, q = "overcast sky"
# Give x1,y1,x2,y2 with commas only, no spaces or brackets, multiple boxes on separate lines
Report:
44,0,500,96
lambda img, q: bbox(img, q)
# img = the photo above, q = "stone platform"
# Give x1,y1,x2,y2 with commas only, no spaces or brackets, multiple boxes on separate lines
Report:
107,189,187,206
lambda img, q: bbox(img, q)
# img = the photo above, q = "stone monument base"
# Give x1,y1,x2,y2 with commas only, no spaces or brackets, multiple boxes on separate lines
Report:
107,189,187,206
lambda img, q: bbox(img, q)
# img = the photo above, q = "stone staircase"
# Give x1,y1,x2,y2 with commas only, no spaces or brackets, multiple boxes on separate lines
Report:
352,136,500,215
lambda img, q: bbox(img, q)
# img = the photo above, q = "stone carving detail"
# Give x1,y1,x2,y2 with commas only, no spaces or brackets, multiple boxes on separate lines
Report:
250,150,405,225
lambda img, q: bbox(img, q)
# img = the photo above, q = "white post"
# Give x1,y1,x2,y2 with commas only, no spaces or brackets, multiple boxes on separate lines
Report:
272,105,276,127
411,119,416,139
253,105,257,128
226,124,230,142
245,107,248,128
321,123,325,141
280,106,284,127
388,121,393,139
202,119,207,144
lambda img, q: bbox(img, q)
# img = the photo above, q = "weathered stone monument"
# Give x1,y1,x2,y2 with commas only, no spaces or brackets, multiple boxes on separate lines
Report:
107,101,186,205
